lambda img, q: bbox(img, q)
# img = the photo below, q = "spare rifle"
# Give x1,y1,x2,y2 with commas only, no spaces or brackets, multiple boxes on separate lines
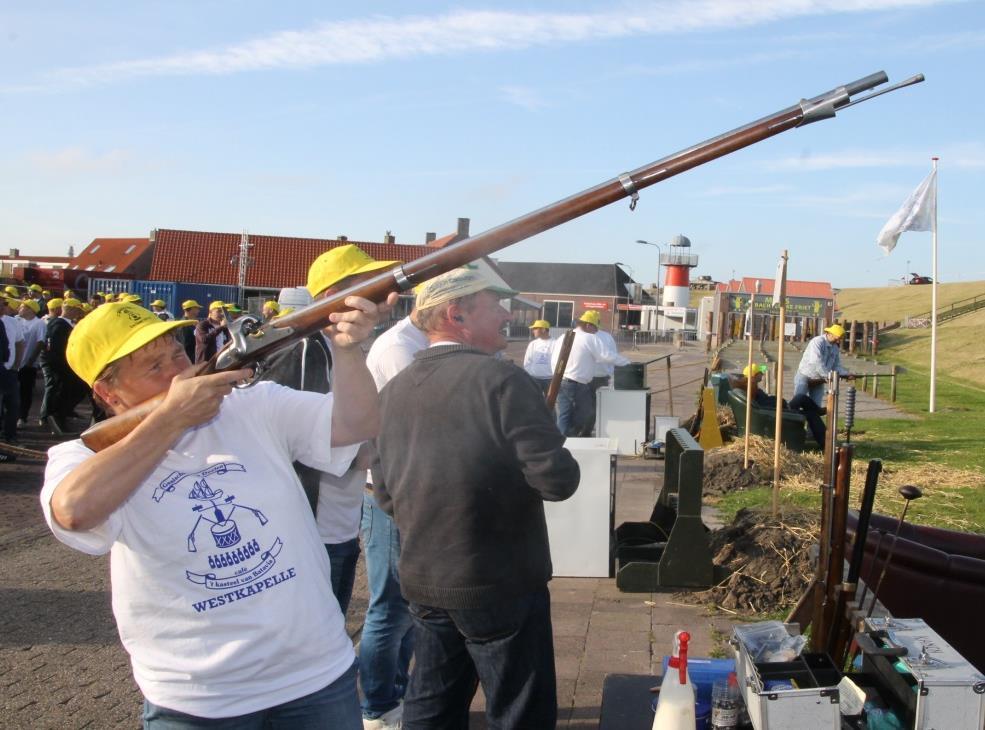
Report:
545,330,576,410
81,71,924,452
820,444,853,654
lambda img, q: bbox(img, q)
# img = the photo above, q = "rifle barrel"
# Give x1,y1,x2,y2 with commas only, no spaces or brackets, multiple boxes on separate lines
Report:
81,70,922,452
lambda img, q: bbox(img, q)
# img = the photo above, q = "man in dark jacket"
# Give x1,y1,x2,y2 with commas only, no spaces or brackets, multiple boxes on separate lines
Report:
39,297,88,434
374,268,580,729
194,301,228,363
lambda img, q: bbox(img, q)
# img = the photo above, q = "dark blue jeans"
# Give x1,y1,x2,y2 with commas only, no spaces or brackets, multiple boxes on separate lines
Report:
142,659,361,729
359,492,414,720
0,367,20,440
403,586,557,730
789,394,826,448
556,379,593,437
325,536,360,616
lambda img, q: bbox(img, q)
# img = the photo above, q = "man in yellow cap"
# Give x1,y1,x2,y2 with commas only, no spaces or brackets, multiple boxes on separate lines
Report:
40,290,394,726
16,299,46,427
150,299,175,321
552,309,629,437
261,246,398,636
793,323,854,407
38,298,88,435
523,319,555,394
261,300,280,322
0,296,26,442
194,301,228,363
179,300,202,361
373,267,578,729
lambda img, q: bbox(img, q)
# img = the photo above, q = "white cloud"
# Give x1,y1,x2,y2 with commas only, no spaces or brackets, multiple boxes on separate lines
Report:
26,147,132,174
700,183,794,196
6,0,954,91
499,85,549,110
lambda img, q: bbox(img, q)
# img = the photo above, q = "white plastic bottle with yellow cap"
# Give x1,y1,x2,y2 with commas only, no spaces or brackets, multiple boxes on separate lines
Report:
652,630,696,730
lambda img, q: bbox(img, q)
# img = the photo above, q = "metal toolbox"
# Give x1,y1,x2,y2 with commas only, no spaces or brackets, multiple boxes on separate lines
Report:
859,617,985,730
732,626,841,730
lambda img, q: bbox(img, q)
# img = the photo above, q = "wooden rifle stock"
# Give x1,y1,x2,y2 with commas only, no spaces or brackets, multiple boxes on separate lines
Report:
545,330,575,411
80,70,920,452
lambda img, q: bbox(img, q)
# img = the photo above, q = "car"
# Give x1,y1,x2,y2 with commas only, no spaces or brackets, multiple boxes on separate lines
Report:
908,273,933,285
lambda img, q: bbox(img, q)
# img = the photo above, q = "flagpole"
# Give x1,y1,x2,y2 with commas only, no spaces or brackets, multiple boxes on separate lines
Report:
744,281,761,469
930,157,939,413
772,250,789,518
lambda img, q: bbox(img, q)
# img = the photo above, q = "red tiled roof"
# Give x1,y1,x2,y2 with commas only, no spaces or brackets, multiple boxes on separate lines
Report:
426,233,458,248
715,277,833,300
148,229,433,288
71,238,152,274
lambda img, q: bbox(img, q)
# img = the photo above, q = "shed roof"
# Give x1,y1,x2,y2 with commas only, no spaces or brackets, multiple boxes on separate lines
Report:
495,261,637,298
70,238,152,274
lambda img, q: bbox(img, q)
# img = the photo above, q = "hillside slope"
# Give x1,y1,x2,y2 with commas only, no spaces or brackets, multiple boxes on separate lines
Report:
876,307,985,383
836,280,985,322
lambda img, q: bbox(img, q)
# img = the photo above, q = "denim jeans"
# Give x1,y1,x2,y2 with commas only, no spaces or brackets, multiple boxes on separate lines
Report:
359,492,414,720
403,586,557,730
326,536,360,616
142,659,361,729
793,373,826,407
789,394,826,448
556,379,593,437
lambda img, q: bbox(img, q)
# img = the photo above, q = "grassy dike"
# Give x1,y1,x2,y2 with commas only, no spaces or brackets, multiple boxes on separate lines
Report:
712,328,985,533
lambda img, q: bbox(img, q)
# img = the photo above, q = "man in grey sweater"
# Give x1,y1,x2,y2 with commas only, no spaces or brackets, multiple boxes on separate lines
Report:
373,268,580,729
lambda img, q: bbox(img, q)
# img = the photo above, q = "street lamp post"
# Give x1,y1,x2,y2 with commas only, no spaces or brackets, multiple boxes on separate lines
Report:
635,239,663,296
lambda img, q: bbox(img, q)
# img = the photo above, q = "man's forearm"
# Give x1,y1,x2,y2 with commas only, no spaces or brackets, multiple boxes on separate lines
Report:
330,346,380,446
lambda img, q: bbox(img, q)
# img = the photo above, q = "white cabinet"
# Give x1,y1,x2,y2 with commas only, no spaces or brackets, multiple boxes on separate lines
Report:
544,437,617,577
596,387,648,455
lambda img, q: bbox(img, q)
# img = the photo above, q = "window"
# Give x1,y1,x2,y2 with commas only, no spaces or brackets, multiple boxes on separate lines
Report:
103,265,116,273
90,244,101,253
124,244,136,254
542,300,574,328
85,265,96,271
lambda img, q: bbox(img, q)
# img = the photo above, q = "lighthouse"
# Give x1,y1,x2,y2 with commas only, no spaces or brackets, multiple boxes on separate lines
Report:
659,234,699,330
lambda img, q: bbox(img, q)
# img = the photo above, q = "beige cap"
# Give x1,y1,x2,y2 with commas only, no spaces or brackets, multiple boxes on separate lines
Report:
415,268,517,310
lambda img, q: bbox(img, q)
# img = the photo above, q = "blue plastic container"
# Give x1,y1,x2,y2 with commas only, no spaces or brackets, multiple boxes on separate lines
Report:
660,656,736,706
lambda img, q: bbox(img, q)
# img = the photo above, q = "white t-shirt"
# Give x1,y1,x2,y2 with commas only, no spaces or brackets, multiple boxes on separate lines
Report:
41,383,359,718
593,330,622,378
366,315,429,391
523,337,556,379
552,328,630,384
2,315,25,369
16,316,45,368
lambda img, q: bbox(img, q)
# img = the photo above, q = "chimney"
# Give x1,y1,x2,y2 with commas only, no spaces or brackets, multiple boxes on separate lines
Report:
383,230,396,244
457,218,470,239
149,228,157,243
9,248,19,258
68,245,75,258
425,232,436,244
338,235,348,242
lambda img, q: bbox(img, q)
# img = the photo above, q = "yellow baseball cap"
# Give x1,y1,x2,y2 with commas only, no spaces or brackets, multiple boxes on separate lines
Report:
209,300,225,311
20,299,40,314
5,296,20,309
67,302,196,386
306,244,399,298
62,298,83,309
578,310,601,327
64,290,74,299
42,290,51,296
151,299,167,308
742,363,768,377
263,300,280,312
182,299,202,310
529,319,551,329
4,285,19,296
29,284,43,293
48,297,64,309
123,294,143,304
824,324,846,339
81,303,93,313
226,303,242,313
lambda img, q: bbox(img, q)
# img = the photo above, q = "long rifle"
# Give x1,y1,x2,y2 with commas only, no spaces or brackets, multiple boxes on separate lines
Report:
808,374,840,650
820,444,853,653
545,330,576,410
81,71,923,452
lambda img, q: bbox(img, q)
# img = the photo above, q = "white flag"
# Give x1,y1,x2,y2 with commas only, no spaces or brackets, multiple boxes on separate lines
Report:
876,169,937,254
772,254,787,308
744,296,753,337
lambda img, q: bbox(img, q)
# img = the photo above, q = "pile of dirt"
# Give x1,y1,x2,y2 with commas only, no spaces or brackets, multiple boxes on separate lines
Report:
690,508,818,615
703,450,764,496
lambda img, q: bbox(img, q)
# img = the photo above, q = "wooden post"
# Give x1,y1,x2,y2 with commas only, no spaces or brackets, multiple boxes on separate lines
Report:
873,373,880,399
744,316,755,469
665,356,674,417
863,373,870,393
891,365,898,402
772,250,789,518
849,320,857,354
863,321,871,356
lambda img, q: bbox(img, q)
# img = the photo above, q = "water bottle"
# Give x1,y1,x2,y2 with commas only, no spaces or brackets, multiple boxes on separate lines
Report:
710,672,741,729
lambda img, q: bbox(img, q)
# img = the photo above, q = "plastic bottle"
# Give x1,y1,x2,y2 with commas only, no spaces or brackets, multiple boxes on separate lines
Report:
652,630,696,730
710,672,741,729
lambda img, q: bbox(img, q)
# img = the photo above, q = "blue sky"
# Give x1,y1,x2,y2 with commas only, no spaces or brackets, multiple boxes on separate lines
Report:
1,1,982,288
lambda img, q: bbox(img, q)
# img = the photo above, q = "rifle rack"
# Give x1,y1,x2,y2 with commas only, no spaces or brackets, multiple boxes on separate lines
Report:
614,428,715,592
